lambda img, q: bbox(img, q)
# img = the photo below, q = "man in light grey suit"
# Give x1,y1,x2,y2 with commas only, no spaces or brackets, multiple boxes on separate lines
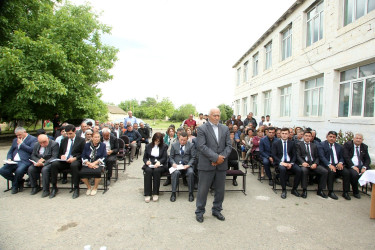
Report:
169,131,196,202
28,134,59,197
195,108,232,223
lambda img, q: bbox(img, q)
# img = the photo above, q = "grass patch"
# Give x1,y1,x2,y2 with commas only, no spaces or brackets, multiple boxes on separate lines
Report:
142,119,181,130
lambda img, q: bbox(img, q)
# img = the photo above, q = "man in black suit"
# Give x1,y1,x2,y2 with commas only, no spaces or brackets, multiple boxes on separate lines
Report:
272,128,302,199
49,124,86,199
195,108,232,223
138,122,150,145
76,122,88,139
101,128,119,186
296,130,328,199
318,131,350,200
343,133,371,199
28,134,59,197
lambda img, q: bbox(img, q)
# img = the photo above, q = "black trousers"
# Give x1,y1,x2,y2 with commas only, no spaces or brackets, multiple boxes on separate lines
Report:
143,166,166,196
278,163,302,190
228,160,239,180
105,155,117,179
349,168,361,194
301,165,328,190
51,161,82,188
326,167,350,192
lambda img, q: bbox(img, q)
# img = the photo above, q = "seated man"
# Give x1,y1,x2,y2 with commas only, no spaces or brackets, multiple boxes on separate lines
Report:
101,128,119,186
112,122,123,139
343,133,371,199
272,128,302,199
228,130,239,186
49,124,86,199
318,131,350,200
28,134,59,197
124,124,141,162
0,127,37,194
76,122,88,139
138,122,150,145
296,131,328,199
259,127,279,186
169,132,196,202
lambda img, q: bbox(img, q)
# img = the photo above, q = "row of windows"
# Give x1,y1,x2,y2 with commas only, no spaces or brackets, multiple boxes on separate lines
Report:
236,0,374,85
235,62,375,119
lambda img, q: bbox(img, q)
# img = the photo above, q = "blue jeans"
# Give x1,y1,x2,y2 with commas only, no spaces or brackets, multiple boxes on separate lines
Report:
0,162,30,189
262,157,272,179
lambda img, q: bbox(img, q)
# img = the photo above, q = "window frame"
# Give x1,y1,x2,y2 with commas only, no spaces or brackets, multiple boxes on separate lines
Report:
304,76,324,117
265,42,272,70
280,85,292,117
306,1,324,46
253,53,259,77
281,25,293,61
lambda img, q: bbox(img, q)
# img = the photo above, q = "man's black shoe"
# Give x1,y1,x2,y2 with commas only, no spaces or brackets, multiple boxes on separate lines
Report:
212,212,225,221
353,192,361,199
62,179,68,184
107,179,111,186
301,190,307,199
268,180,274,186
317,190,328,199
291,189,300,197
281,190,287,199
232,179,238,186
41,190,50,198
49,188,58,198
196,214,204,223
189,193,194,202
170,192,176,202
328,192,338,200
163,179,171,186
11,187,18,194
342,192,351,200
30,187,42,195
72,188,79,199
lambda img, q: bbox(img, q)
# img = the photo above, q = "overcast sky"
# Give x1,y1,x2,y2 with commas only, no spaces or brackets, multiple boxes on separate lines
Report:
74,0,296,114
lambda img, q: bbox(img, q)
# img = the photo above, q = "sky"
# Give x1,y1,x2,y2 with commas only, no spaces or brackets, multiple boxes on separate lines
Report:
74,0,296,114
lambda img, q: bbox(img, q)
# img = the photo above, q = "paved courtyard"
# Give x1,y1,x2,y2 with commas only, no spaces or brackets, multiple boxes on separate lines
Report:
0,142,374,249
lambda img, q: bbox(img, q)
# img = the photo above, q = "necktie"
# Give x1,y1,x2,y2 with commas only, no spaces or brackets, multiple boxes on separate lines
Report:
283,141,287,162
356,146,362,168
305,143,312,164
67,139,74,158
329,144,335,165
180,145,184,156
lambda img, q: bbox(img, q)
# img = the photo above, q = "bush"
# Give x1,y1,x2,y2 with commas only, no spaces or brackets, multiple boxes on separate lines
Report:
336,130,353,145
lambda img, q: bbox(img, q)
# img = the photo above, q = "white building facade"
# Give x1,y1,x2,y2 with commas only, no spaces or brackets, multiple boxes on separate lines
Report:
233,0,375,159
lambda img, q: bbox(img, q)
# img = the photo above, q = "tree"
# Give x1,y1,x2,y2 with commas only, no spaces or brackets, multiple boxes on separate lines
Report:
119,99,140,115
217,104,233,122
0,0,118,123
170,104,196,122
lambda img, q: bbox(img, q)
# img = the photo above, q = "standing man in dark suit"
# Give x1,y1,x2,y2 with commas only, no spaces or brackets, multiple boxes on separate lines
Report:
195,108,232,223
318,131,350,200
296,131,328,199
101,128,119,186
343,133,371,199
49,124,86,199
28,134,59,197
272,128,301,199
0,127,37,194
169,131,196,202
259,127,278,186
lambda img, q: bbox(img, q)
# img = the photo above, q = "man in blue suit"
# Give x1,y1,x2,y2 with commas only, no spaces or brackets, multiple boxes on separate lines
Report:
0,127,37,194
318,131,350,200
259,127,279,186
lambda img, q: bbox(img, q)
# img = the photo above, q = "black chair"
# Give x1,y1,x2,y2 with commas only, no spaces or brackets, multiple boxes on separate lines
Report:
116,138,126,173
120,135,132,166
226,146,247,195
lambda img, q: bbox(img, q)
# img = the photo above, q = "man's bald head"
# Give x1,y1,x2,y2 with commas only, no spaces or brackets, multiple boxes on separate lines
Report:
38,134,49,147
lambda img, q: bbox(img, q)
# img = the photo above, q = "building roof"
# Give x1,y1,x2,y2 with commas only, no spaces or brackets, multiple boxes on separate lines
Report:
107,105,127,115
232,0,305,68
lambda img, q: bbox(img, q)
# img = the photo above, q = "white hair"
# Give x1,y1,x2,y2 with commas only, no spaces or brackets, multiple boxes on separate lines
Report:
354,133,363,138
102,128,111,134
15,127,26,133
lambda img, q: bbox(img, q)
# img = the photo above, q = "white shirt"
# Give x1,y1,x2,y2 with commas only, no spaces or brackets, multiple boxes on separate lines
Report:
329,143,338,165
80,131,85,139
281,140,290,163
114,129,120,138
151,145,159,158
103,139,111,151
64,137,75,158
209,121,219,141
304,142,313,162
196,118,206,127
14,134,28,161
39,147,45,155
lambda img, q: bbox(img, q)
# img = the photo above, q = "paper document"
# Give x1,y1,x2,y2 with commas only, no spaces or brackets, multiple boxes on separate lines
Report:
169,164,185,174
50,159,67,163
4,160,18,165
149,164,163,169
29,159,37,165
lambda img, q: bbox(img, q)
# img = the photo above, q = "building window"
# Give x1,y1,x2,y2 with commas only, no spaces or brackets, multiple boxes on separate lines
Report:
339,62,375,117
304,76,324,117
251,94,258,116
235,100,240,115
307,1,324,46
264,91,272,116
237,67,241,86
242,97,248,116
243,61,248,83
265,42,272,70
280,85,292,117
282,26,292,60
253,53,259,76
344,0,375,26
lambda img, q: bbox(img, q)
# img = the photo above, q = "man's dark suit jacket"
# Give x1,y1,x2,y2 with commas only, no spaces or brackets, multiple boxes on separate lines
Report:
7,134,37,165
272,139,296,166
169,141,196,167
30,140,59,167
296,141,320,165
342,140,371,169
259,136,278,159
58,136,86,161
101,135,119,154
317,141,344,167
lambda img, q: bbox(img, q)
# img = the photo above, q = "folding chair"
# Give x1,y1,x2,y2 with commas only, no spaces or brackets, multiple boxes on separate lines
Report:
116,138,126,173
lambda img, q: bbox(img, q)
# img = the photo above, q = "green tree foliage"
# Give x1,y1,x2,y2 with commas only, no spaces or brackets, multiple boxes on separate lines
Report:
217,104,233,122
170,104,196,122
0,0,118,122
119,99,140,115
119,97,175,120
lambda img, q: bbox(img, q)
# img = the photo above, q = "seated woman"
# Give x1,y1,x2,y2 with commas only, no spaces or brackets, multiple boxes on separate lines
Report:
252,129,264,177
80,132,107,196
242,129,254,163
186,127,196,142
143,132,168,203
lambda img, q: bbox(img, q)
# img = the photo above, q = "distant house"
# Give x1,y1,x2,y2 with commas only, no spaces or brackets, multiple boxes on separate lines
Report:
107,105,127,122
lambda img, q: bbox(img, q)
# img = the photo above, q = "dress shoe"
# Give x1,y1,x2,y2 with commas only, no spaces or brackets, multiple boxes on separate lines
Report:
72,188,79,199
107,179,111,186
49,188,58,198
90,189,97,196
353,192,361,199
328,192,338,200
342,192,351,200
145,196,151,203
291,189,300,197
268,180,274,186
301,190,307,199
196,214,204,223
232,179,238,186
11,187,18,194
212,212,225,221
30,187,42,195
170,192,176,202
41,190,50,198
19,179,25,192
152,195,159,202
189,193,194,202
62,178,68,184
163,179,171,186
281,190,287,199
317,190,328,199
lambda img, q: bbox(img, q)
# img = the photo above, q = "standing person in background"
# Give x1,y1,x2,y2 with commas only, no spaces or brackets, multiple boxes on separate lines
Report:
258,116,265,127
243,112,257,128
52,113,61,138
196,113,207,127
124,111,137,126
184,114,197,130
263,115,272,127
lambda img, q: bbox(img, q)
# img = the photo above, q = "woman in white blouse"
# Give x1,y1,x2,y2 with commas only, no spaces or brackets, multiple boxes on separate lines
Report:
142,132,168,203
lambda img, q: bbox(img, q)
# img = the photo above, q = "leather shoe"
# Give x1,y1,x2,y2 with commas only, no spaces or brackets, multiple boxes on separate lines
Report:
301,190,307,199
317,190,328,199
11,187,18,194
189,193,194,202
163,179,171,186
328,192,338,200
30,187,42,195
170,192,176,202
212,212,225,221
342,192,351,200
353,192,361,199
49,188,58,198
72,188,79,199
107,179,111,186
291,189,300,197
232,179,238,186
268,180,274,186
41,190,50,198
196,214,204,223
281,190,287,199
62,178,68,184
